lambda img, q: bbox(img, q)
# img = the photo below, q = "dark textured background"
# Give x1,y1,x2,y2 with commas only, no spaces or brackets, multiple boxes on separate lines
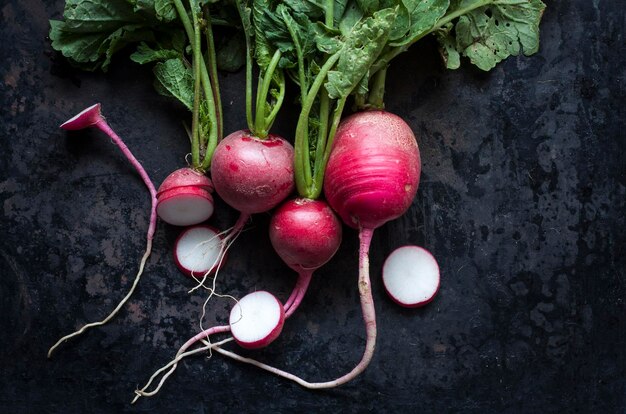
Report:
1,1,624,413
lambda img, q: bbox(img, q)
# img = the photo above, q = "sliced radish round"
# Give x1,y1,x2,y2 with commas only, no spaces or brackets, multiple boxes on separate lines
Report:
156,186,214,226
382,246,440,308
229,291,285,349
173,225,224,277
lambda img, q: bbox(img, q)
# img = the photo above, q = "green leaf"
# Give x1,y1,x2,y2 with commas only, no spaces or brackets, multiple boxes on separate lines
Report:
154,0,178,22
130,42,180,64
451,0,546,71
435,25,460,69
325,7,396,99
62,0,143,32
390,0,449,46
153,58,194,110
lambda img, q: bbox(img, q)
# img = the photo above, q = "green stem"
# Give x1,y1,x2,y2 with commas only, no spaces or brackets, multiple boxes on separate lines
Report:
294,53,340,198
174,0,217,171
281,8,307,104
253,50,282,138
310,96,346,199
366,66,387,110
189,0,201,167
313,91,330,177
203,7,223,141
371,0,494,74
235,0,254,132
325,0,334,26
264,71,285,133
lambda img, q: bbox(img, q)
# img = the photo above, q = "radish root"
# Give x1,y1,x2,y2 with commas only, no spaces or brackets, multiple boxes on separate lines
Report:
48,109,158,358
132,325,232,403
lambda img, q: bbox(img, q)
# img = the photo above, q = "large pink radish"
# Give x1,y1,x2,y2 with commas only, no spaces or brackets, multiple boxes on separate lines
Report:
316,110,421,386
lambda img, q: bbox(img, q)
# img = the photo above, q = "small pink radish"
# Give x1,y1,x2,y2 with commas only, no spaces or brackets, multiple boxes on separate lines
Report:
156,168,215,226
49,103,157,358
269,198,342,317
229,291,285,349
382,246,440,308
196,130,295,272
173,225,225,277
211,130,295,215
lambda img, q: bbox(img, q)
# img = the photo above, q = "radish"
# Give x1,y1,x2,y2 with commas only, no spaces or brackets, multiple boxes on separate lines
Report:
173,225,225,277
382,246,440,308
229,291,285,349
211,131,295,215
269,198,342,317
48,103,158,357
156,168,215,226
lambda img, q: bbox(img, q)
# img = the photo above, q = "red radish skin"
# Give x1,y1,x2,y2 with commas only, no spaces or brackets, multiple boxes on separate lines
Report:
157,167,214,197
173,225,226,277
382,246,440,308
49,103,158,358
211,130,295,214
269,198,342,317
324,111,421,229
270,199,342,272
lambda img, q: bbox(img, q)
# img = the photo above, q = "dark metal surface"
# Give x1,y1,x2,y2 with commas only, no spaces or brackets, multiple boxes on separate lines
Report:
1,1,624,413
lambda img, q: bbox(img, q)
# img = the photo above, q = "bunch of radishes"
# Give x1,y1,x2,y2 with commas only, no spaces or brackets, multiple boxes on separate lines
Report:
47,0,546,400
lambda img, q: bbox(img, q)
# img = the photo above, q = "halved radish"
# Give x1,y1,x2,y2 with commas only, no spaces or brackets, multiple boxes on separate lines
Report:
173,225,224,277
156,187,214,226
382,246,440,308
229,291,285,349
156,168,214,226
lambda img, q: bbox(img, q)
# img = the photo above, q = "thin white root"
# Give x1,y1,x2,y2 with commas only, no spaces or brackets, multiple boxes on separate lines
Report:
48,239,153,358
132,337,233,404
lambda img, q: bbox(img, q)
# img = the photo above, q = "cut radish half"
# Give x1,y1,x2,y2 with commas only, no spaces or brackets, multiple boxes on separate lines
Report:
173,225,224,277
156,168,214,198
156,187,214,226
382,246,440,308
229,291,285,349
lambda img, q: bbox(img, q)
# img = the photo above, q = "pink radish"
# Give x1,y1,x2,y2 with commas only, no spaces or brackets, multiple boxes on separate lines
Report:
313,110,420,386
202,130,295,260
211,130,295,215
173,225,225,277
229,291,285,349
382,246,440,308
269,198,342,317
48,103,158,357
156,168,215,226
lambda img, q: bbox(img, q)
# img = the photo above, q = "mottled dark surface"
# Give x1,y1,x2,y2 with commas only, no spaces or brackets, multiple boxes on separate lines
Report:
1,1,624,413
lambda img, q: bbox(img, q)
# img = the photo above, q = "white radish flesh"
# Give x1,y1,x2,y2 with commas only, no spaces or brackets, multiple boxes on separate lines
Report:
382,246,440,308
229,291,285,349
156,187,214,226
174,226,223,277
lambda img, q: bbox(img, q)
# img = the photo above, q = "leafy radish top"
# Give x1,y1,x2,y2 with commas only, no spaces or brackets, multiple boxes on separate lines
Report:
246,0,545,199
